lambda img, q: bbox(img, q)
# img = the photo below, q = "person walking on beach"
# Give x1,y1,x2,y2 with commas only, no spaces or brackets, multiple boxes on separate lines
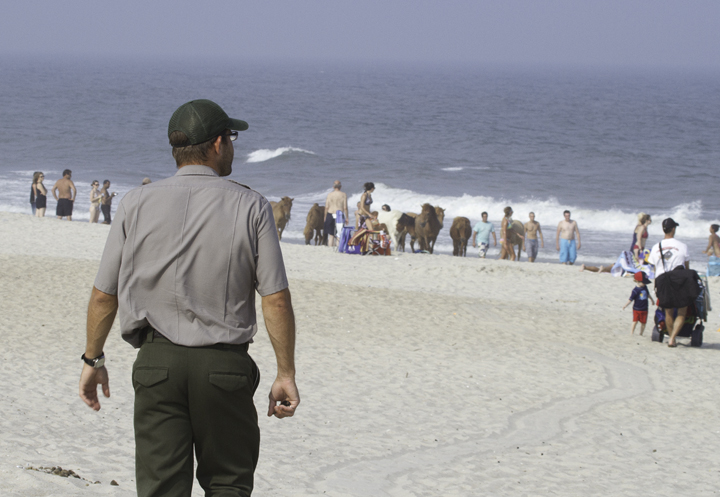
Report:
648,218,691,347
79,99,299,497
89,181,102,223
499,206,522,260
622,271,655,335
32,172,47,218
99,180,117,224
556,210,580,265
324,180,348,247
471,211,496,258
523,212,544,263
51,169,76,220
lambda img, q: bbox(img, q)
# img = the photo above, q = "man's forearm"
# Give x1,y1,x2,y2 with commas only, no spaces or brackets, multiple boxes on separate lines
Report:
262,288,296,378
86,287,118,357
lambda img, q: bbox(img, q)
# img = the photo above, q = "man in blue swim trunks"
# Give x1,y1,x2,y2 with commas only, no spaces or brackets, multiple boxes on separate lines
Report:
556,210,581,265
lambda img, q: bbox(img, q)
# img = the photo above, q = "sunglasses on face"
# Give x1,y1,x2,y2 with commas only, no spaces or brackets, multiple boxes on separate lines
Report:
221,131,238,141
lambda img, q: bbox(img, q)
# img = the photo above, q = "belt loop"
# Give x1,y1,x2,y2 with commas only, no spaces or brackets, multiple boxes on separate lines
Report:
144,326,154,343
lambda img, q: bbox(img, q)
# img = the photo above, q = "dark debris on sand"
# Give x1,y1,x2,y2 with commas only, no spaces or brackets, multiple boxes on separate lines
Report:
24,465,102,485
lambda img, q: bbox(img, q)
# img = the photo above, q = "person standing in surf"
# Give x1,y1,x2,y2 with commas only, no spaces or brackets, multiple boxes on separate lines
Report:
32,172,48,218
51,169,76,221
631,213,652,259
556,210,581,265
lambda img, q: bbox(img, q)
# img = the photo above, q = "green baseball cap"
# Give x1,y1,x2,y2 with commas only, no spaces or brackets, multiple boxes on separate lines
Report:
168,99,249,146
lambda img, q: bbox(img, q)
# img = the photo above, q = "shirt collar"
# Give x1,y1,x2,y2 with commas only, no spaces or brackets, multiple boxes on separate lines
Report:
175,165,219,177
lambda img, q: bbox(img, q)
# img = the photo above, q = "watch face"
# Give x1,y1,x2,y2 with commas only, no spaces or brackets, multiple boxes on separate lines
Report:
82,353,105,368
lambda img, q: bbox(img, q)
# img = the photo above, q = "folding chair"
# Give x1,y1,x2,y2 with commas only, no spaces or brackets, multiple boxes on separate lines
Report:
367,233,392,256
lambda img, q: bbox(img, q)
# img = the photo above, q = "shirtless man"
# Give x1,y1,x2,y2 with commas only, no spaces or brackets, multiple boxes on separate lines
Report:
703,224,720,276
52,169,77,221
556,210,581,265
323,180,349,246
703,224,720,257
523,212,544,263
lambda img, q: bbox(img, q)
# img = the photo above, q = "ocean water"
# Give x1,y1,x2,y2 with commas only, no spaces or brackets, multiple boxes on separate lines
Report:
1,56,719,267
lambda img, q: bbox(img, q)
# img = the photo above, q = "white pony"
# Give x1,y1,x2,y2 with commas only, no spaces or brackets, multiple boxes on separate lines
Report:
377,209,404,253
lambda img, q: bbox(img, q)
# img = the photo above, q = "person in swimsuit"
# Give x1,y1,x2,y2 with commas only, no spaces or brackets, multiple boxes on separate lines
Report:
523,212,544,263
32,172,47,218
499,206,522,261
556,210,581,265
52,169,77,220
358,182,375,226
30,172,39,215
631,213,652,259
89,181,102,223
703,224,720,276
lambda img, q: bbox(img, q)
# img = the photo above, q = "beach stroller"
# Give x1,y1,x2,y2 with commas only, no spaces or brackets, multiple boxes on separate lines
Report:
651,274,710,347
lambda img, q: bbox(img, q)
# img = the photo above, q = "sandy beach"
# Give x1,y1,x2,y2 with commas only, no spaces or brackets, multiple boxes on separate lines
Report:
1,210,720,496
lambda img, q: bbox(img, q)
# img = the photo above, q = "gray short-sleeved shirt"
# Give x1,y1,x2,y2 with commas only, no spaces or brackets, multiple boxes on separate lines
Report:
94,165,288,348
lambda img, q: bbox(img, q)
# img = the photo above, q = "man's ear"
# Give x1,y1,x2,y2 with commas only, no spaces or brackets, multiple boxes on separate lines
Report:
213,135,223,155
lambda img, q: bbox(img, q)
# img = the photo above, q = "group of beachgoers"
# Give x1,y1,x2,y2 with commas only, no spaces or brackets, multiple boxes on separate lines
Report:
322,181,585,263
580,213,720,277
467,206,581,264
30,171,151,223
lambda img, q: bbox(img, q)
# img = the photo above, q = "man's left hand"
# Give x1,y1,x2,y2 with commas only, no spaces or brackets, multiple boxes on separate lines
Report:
79,365,110,411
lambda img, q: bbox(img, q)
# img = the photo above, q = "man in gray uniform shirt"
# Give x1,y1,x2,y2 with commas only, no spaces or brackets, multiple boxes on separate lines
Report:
79,99,299,497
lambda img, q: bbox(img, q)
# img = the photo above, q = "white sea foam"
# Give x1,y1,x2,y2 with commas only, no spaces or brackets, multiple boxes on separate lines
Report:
441,167,463,172
333,184,719,239
246,147,316,163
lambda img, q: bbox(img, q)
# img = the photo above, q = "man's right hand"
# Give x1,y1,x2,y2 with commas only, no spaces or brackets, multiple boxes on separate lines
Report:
79,364,110,411
268,377,300,419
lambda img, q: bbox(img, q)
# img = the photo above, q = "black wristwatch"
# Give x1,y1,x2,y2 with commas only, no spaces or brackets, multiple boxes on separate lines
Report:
81,352,106,368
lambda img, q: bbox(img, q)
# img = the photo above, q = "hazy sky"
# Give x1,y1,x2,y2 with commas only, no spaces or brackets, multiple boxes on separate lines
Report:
2,0,719,69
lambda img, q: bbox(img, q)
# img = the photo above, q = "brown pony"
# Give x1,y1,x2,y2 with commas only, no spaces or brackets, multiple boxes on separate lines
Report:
428,206,445,253
303,203,324,245
414,204,442,253
396,212,417,252
270,196,294,240
450,216,472,256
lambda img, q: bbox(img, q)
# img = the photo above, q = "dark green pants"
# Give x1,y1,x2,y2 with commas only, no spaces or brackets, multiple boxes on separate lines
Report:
132,332,260,497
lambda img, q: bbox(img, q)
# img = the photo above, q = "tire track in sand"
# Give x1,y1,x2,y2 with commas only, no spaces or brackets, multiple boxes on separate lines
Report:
313,345,652,496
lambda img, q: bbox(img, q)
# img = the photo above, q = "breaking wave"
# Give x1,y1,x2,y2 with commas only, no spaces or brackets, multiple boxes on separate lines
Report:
246,147,316,163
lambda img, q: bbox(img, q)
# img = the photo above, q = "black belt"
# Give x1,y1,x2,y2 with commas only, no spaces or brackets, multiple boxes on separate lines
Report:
141,326,248,351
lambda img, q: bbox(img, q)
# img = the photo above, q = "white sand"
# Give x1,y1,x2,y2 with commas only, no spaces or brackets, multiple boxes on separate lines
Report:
1,211,720,496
